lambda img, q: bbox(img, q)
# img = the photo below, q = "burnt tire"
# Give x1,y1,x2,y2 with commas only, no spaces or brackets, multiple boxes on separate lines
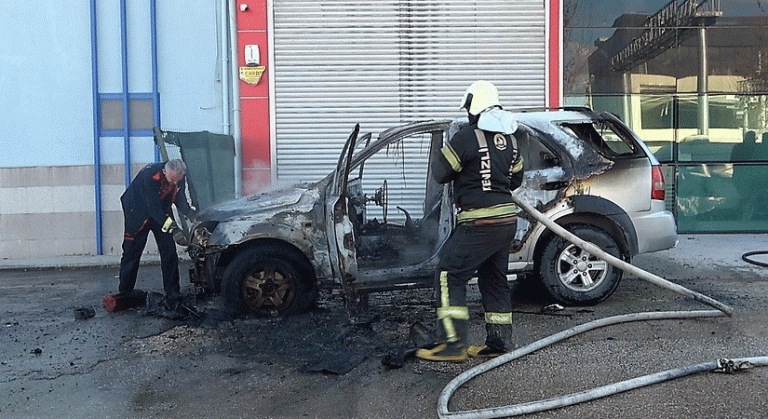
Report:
222,245,317,317
539,225,622,305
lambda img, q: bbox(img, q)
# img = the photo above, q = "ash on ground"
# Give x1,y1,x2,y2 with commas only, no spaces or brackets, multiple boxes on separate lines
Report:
128,287,441,374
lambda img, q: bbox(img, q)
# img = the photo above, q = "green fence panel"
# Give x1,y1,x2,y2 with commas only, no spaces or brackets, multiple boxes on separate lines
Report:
155,128,236,211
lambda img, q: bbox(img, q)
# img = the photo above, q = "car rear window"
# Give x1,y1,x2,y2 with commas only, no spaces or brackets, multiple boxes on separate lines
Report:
560,121,637,157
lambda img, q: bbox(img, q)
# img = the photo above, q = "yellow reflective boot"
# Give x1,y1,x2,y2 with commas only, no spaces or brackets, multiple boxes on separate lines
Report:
416,342,468,363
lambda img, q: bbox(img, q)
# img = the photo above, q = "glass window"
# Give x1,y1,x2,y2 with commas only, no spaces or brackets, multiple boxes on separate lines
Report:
564,0,768,233
128,98,154,131
560,121,636,157
99,96,155,133
100,99,123,131
677,163,768,232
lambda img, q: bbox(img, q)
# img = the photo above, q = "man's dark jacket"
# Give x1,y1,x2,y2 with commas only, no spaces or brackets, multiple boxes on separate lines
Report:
120,162,192,237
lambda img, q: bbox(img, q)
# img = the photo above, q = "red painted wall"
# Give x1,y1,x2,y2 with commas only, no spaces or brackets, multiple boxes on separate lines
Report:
548,0,562,108
236,0,270,195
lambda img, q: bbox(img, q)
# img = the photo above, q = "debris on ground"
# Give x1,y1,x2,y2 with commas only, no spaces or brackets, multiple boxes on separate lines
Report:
142,292,205,320
306,353,367,375
128,325,231,356
382,321,437,369
541,303,565,313
74,306,95,320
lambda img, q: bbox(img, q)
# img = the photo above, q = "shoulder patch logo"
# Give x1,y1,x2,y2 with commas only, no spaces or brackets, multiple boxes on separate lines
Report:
493,133,507,151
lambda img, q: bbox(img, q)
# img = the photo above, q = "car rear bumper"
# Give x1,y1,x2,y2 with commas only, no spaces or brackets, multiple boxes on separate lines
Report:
632,205,678,254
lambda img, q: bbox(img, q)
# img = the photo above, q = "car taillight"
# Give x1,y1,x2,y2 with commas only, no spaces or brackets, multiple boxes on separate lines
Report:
651,165,665,201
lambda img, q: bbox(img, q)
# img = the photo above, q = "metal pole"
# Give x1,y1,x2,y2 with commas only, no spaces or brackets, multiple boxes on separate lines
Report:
698,26,709,136
150,0,161,162
120,0,131,186
90,0,103,255
622,72,632,128
221,0,231,137
229,0,242,197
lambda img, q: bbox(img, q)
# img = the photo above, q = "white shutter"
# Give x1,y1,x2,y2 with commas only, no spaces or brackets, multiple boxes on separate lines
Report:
272,0,546,184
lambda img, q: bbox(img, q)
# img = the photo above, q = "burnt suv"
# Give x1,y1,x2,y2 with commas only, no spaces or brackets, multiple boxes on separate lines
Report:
184,108,677,316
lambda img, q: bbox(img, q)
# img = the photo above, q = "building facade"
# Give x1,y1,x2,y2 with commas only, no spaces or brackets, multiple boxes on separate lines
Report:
0,0,558,258
3,0,766,259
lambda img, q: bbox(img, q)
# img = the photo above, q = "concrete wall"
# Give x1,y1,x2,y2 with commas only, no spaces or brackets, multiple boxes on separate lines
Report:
0,164,165,258
0,1,227,258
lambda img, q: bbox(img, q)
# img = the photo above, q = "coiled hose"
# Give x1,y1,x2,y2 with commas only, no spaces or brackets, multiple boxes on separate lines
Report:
437,193,767,419
742,250,768,268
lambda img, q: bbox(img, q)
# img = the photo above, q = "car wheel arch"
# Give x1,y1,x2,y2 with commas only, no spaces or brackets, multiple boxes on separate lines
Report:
571,195,638,255
216,237,320,287
531,195,637,258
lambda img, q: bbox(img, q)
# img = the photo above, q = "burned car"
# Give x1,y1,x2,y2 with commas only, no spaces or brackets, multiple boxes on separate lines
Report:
184,108,677,316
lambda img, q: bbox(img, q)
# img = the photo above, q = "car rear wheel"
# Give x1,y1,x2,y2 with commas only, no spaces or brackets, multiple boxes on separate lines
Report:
539,225,622,305
222,245,317,316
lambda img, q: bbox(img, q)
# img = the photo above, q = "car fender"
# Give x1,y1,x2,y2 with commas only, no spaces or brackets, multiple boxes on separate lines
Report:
519,195,638,267
568,195,638,255
210,216,334,283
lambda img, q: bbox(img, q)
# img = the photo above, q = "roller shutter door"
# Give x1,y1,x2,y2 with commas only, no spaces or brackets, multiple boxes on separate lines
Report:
272,0,546,190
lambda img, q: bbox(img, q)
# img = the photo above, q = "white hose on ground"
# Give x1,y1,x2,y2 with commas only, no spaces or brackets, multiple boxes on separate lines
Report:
436,192,755,419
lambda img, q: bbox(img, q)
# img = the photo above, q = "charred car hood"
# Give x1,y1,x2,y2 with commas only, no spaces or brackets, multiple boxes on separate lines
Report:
197,181,323,222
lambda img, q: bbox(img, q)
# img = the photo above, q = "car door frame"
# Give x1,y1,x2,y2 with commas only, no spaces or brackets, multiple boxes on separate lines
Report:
327,120,455,293
325,124,361,298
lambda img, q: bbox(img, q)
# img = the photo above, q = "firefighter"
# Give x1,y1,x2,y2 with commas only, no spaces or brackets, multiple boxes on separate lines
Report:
117,159,195,309
416,81,524,362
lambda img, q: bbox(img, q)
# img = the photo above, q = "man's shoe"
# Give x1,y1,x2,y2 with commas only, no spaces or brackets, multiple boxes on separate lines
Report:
467,344,508,359
416,342,468,363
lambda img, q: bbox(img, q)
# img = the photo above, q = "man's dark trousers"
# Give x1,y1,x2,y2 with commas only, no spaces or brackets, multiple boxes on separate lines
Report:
118,217,181,302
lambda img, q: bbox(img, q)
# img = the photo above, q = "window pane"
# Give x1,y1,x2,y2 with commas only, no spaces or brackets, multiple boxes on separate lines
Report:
99,97,154,132
100,99,123,131
560,121,636,157
677,163,768,232
129,98,154,131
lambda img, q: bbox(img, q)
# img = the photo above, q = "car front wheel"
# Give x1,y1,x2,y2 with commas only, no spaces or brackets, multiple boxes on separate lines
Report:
539,225,623,305
222,245,316,316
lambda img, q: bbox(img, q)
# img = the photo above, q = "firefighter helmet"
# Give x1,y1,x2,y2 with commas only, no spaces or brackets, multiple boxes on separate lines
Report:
460,80,501,116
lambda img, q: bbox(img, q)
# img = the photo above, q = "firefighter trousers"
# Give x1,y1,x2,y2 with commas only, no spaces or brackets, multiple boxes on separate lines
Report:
434,220,517,348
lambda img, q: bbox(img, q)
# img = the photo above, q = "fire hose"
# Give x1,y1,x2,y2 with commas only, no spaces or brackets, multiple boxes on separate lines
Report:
742,250,768,268
437,192,768,419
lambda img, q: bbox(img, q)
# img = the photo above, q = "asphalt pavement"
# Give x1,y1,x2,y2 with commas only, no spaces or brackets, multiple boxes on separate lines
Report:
2,234,768,418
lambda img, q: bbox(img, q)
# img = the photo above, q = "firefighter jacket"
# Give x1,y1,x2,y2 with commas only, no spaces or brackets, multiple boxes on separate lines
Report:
120,162,193,236
432,122,524,224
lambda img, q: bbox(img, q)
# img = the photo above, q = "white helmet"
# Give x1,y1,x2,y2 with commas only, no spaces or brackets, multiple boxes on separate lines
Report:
460,80,501,116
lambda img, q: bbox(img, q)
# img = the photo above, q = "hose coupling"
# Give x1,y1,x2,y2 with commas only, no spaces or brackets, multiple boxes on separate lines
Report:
714,358,754,374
